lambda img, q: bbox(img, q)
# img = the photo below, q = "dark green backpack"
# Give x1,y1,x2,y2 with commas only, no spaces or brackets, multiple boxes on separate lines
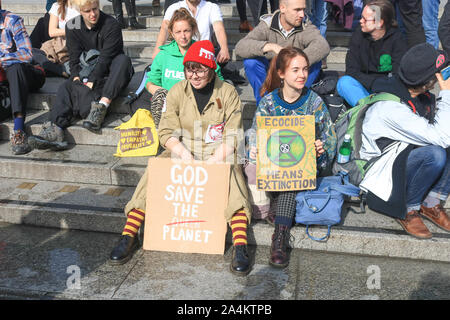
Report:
332,92,401,185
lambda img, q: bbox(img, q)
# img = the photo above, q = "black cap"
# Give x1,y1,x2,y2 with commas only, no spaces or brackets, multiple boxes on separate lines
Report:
398,43,448,86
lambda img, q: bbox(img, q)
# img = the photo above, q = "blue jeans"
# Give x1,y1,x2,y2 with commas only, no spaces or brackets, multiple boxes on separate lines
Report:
422,0,441,49
336,75,371,107
309,0,329,38
406,145,449,211
244,57,322,106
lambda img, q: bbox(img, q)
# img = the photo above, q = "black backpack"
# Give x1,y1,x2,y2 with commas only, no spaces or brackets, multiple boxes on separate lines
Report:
0,83,11,121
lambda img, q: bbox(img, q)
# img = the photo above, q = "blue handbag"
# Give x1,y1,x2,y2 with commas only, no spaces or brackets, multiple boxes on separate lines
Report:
295,171,360,241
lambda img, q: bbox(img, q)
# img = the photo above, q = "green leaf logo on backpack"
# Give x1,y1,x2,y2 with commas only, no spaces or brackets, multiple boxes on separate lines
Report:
378,54,392,72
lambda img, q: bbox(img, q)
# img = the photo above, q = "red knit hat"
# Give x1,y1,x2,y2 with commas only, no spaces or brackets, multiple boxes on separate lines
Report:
183,40,217,70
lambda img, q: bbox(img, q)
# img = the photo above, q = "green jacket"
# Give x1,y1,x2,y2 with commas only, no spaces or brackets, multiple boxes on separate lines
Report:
145,40,224,92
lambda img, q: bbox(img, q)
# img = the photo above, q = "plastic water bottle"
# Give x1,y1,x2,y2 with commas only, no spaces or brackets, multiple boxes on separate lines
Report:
337,134,351,164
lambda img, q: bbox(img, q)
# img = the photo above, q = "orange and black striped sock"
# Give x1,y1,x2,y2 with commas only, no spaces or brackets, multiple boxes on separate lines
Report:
122,208,145,238
231,210,248,246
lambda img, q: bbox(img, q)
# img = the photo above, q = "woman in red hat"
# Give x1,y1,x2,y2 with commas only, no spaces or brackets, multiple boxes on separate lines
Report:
110,40,253,276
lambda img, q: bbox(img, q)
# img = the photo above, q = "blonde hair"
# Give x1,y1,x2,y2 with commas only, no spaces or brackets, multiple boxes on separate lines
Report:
72,0,99,9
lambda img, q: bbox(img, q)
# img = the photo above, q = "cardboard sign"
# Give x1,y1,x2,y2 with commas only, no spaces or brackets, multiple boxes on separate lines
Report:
256,115,316,191
143,158,230,255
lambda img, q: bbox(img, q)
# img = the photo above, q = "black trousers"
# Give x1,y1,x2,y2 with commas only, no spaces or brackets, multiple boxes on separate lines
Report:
393,0,426,48
5,63,46,117
32,48,66,77
29,13,52,49
50,54,134,128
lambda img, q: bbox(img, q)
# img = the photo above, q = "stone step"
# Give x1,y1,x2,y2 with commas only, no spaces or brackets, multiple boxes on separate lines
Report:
0,177,449,262
0,142,147,186
20,11,349,32
1,110,124,146
22,23,351,50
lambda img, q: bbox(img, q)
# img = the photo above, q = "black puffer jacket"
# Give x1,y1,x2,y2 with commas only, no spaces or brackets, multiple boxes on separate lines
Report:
345,26,408,90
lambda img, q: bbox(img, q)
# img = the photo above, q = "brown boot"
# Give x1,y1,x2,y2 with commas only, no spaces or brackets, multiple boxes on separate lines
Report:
420,204,450,232
396,210,432,239
239,20,253,33
269,225,291,268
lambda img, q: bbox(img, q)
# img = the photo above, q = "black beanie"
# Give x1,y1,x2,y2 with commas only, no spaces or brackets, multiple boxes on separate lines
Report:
398,43,448,86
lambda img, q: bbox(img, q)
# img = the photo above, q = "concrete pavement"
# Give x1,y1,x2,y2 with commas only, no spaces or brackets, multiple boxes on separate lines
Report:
1,222,449,301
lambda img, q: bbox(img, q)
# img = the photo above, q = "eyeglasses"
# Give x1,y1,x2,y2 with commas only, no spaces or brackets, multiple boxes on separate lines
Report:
185,68,208,77
361,16,376,23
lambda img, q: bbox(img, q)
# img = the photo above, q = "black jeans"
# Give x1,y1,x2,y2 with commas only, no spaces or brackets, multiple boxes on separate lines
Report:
5,63,46,117
50,54,134,128
393,0,426,48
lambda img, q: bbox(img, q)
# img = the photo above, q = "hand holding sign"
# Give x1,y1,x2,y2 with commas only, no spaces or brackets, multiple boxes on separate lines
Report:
256,115,317,192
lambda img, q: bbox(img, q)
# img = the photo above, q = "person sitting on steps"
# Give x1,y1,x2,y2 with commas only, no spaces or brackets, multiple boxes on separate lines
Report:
235,0,330,106
131,8,224,126
336,0,407,107
247,47,337,268
1,4,46,155
358,43,450,239
109,40,253,277
28,0,134,150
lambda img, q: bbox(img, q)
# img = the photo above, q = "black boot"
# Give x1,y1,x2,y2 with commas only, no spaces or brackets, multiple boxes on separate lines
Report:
124,0,146,29
230,245,251,276
110,235,140,265
112,0,128,29
269,224,291,268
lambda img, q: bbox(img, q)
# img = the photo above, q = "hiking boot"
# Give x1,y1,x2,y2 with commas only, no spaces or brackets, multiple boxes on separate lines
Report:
396,210,432,239
10,129,31,155
420,204,450,232
230,245,251,276
83,101,108,133
109,235,140,265
28,122,68,151
269,225,291,268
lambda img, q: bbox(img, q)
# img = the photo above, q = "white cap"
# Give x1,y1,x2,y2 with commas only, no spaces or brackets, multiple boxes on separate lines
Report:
344,134,351,140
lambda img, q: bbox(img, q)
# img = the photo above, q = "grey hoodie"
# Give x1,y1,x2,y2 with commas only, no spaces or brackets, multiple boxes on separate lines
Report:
234,10,330,64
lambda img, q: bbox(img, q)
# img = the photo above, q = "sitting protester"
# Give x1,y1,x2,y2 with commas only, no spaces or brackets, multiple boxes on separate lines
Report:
235,0,330,106
32,0,80,78
0,6,46,155
109,40,253,276
337,0,407,107
28,0,134,150
359,43,450,239
247,47,337,268
132,8,223,126
152,0,230,66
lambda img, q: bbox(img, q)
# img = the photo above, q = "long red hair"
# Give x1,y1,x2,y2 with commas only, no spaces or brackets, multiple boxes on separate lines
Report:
259,47,310,97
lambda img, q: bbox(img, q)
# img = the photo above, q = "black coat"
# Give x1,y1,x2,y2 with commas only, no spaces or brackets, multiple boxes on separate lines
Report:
345,26,408,90
439,1,450,56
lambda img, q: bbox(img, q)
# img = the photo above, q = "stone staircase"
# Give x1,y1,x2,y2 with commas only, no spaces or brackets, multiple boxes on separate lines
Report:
0,0,449,263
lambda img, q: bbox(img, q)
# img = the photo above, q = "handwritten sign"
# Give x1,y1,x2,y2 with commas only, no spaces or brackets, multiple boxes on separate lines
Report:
114,109,159,157
256,115,316,191
143,158,230,254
